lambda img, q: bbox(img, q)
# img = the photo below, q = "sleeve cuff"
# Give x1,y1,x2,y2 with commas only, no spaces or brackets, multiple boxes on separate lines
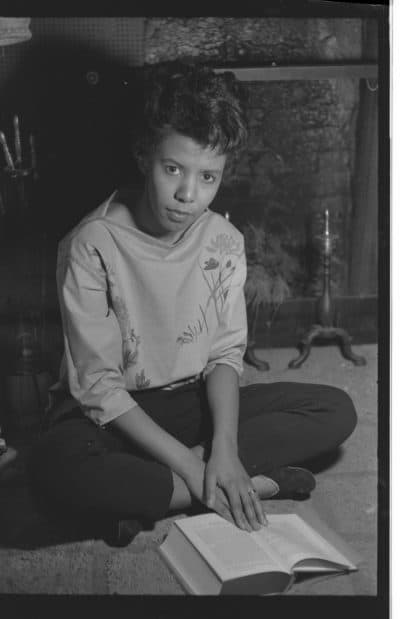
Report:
81,391,139,427
203,358,244,380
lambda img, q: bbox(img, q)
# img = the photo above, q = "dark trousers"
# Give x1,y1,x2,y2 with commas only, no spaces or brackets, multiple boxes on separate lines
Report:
28,381,357,525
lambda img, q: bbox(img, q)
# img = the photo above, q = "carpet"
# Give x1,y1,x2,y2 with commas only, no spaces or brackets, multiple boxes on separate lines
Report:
0,344,380,596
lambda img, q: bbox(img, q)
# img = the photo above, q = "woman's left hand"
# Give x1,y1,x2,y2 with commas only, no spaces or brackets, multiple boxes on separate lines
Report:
204,439,267,531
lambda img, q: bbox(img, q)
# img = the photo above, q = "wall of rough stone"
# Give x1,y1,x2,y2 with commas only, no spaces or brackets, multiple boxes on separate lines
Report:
145,17,363,296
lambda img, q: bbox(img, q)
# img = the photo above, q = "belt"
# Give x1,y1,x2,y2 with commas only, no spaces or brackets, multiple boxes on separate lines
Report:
161,374,201,391
128,374,201,396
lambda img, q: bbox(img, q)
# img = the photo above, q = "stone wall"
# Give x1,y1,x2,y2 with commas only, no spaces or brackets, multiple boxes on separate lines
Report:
145,18,363,65
144,17,363,296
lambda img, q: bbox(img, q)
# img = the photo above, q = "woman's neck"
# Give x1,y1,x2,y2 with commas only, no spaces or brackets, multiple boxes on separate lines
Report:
112,186,185,246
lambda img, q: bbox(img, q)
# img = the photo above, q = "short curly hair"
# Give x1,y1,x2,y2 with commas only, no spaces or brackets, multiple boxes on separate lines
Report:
132,61,249,162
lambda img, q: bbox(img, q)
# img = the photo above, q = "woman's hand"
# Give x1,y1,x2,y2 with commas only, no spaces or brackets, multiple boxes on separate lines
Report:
183,454,235,524
204,438,267,531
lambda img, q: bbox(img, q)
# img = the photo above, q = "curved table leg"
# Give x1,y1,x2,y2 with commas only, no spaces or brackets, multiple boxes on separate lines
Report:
335,328,367,366
244,346,270,371
288,325,322,369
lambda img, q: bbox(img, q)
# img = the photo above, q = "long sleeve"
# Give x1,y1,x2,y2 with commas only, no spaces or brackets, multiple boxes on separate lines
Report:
203,239,248,378
57,222,137,426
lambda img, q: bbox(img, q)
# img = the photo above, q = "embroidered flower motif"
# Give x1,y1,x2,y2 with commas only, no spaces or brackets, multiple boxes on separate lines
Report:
204,258,219,270
123,328,141,367
106,265,141,370
129,329,140,344
206,234,242,256
123,347,139,368
176,311,208,345
136,369,151,390
177,232,244,346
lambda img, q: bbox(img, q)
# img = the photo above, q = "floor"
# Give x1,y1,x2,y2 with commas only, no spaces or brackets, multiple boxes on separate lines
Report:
0,343,381,597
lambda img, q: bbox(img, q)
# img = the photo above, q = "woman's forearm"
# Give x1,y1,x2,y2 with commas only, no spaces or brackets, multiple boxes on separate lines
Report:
205,364,240,449
204,364,266,532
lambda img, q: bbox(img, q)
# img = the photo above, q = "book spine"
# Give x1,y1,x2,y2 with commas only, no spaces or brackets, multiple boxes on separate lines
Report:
158,546,200,595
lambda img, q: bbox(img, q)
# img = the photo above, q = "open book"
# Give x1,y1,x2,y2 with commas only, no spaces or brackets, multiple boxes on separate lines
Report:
159,512,358,595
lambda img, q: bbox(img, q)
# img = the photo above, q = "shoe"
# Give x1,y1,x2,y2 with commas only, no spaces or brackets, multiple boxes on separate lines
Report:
266,466,316,500
101,518,143,548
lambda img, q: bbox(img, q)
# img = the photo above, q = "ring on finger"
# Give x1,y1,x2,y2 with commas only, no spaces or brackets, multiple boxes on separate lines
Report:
248,487,258,496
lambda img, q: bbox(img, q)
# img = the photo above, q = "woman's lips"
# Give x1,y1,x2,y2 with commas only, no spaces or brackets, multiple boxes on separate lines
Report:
166,208,190,222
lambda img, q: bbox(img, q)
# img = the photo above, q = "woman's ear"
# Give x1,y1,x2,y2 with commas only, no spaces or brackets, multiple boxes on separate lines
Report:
136,154,147,175
133,146,148,175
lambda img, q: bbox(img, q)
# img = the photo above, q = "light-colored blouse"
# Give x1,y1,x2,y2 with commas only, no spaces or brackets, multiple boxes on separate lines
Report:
56,192,248,426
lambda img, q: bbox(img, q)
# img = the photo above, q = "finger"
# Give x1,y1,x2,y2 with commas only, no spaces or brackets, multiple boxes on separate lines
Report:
204,470,218,508
246,485,268,526
250,489,268,527
211,487,234,523
214,499,235,524
216,486,231,509
224,482,251,531
242,487,268,530
240,488,262,531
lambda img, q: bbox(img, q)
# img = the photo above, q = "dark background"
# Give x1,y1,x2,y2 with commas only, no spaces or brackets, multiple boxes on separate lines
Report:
0,7,387,380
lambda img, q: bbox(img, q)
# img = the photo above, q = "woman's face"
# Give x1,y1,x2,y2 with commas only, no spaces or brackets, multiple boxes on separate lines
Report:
136,129,227,243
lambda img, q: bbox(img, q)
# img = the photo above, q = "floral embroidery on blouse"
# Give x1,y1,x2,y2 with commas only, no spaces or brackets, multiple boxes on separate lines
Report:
105,262,142,368
177,233,244,346
206,233,242,257
135,368,151,390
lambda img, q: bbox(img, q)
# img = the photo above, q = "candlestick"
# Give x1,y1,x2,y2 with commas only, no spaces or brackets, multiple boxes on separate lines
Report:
0,131,15,170
29,133,38,180
288,209,366,369
13,115,22,166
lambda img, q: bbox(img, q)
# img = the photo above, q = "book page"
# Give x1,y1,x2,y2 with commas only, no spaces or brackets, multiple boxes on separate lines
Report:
254,514,356,572
176,514,286,581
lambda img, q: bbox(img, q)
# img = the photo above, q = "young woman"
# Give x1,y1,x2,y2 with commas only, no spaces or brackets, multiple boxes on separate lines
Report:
28,62,357,547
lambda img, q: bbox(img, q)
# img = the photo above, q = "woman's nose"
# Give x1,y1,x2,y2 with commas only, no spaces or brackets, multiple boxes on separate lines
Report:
174,178,196,204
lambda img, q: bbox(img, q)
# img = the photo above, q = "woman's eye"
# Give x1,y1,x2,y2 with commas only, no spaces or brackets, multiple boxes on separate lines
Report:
165,165,180,175
202,173,216,183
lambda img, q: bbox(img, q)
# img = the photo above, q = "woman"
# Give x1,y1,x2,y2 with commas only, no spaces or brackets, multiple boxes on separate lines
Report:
28,62,357,547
